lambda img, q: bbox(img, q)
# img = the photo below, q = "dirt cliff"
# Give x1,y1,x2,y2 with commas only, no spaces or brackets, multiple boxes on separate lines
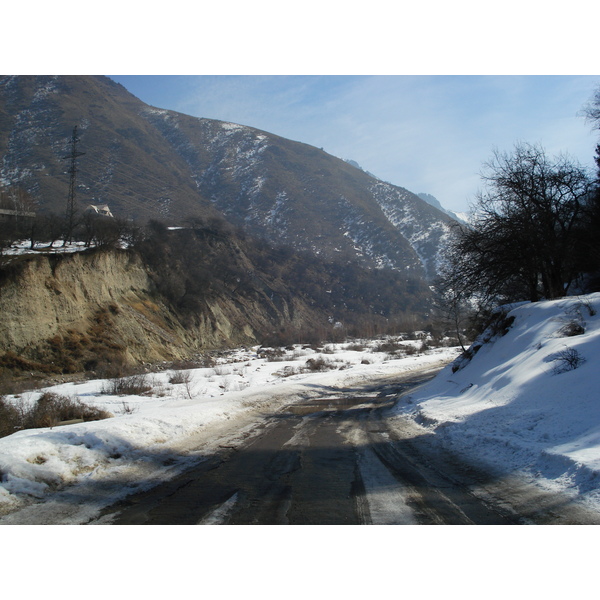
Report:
0,248,304,375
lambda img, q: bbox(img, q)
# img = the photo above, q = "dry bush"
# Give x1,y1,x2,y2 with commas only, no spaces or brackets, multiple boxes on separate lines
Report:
558,321,585,337
0,392,112,434
168,370,192,384
101,373,153,396
0,396,21,437
258,348,287,362
550,347,586,375
304,357,334,372
278,365,300,377
373,340,403,353
120,401,139,415
578,297,597,317
346,343,366,352
213,365,232,376
168,369,197,399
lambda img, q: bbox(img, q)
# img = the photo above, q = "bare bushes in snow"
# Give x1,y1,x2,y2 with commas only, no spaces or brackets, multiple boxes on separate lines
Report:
0,392,112,437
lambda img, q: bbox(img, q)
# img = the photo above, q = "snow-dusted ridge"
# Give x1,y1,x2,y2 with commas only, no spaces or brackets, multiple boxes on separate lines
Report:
370,181,455,278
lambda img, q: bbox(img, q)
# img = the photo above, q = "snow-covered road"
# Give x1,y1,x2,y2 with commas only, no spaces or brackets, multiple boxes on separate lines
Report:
0,344,455,524
86,366,520,525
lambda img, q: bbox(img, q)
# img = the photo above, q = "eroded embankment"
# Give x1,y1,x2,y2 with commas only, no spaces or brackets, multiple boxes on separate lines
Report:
0,249,293,376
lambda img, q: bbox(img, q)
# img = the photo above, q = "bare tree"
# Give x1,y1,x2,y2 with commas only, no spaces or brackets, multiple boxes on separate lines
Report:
582,86,600,130
440,143,593,308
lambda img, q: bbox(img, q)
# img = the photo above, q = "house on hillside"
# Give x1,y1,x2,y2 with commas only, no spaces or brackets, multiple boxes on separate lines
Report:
86,204,114,218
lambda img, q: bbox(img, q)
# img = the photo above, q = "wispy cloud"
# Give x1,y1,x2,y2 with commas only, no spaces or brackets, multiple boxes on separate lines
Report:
115,75,600,213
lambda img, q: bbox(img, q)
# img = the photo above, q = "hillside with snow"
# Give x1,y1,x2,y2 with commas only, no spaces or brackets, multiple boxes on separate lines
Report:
0,75,456,281
393,293,600,513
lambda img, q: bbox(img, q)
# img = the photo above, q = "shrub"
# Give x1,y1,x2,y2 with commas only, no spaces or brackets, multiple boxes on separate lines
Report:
6,392,114,432
0,396,21,437
278,365,299,377
213,365,232,376
550,347,586,375
120,401,139,415
346,343,365,352
374,340,402,353
304,357,333,372
168,369,197,399
258,348,286,362
101,373,153,396
168,370,192,384
578,297,597,317
558,321,585,337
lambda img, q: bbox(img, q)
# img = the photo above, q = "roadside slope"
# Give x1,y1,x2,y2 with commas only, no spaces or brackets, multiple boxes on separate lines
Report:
392,293,600,511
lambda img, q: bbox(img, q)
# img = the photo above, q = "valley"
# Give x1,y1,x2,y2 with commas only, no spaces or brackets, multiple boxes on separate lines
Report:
2,75,600,531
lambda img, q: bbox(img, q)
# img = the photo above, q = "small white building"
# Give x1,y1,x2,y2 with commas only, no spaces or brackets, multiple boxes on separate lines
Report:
86,204,114,218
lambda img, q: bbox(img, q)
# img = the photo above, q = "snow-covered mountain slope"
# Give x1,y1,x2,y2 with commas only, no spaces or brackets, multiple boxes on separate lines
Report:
417,192,470,226
142,106,457,277
1,75,456,280
394,293,600,511
370,183,455,279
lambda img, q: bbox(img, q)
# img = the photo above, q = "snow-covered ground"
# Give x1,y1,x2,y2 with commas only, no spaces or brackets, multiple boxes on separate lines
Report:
3,239,92,255
392,292,600,515
0,339,454,524
3,293,600,526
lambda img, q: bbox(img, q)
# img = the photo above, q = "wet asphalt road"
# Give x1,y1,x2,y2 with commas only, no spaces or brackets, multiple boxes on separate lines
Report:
96,370,526,525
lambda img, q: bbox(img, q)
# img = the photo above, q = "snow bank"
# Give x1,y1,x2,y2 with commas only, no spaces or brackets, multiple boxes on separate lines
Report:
394,293,600,508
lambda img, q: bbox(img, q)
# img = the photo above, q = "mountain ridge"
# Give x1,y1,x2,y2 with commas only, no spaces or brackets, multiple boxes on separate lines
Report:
0,75,456,281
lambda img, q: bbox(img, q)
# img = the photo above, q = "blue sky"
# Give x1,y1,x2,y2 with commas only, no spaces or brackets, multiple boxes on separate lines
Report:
109,75,599,213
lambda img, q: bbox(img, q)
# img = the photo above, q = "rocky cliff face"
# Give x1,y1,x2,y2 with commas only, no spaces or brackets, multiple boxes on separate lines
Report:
0,249,311,374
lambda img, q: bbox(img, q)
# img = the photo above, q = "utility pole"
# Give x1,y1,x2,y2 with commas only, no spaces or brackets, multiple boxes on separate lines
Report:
63,125,86,245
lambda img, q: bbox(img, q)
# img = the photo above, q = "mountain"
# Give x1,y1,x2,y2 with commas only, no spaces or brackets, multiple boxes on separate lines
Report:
343,158,379,180
0,75,456,281
417,192,470,225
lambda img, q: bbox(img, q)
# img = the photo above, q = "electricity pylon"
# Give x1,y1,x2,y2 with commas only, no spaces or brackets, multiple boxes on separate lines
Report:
63,125,86,245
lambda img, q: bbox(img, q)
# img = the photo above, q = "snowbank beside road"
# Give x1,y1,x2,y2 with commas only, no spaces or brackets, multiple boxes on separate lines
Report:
394,293,600,511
